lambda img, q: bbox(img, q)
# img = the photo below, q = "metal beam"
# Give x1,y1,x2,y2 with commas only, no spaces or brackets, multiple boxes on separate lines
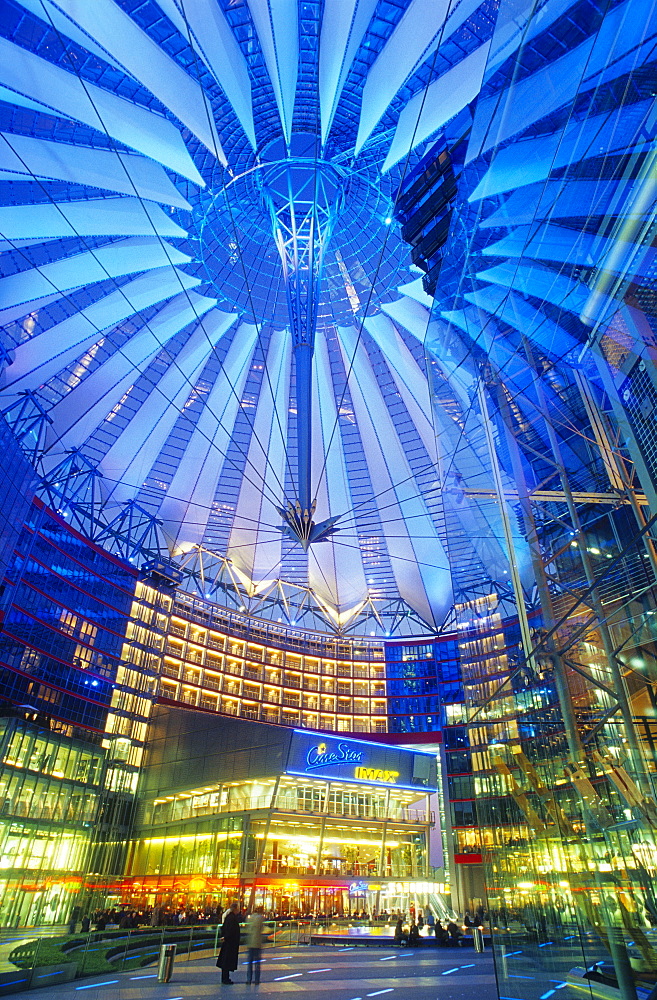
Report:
464,488,648,504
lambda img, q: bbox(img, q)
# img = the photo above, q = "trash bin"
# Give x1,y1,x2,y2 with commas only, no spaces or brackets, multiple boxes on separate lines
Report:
473,927,485,953
157,943,177,982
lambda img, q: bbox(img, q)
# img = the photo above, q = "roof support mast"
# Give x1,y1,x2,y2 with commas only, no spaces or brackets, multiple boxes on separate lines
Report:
260,155,345,549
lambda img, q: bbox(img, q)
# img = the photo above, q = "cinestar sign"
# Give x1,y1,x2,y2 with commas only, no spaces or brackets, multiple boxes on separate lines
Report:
305,741,363,770
303,742,399,784
289,730,426,788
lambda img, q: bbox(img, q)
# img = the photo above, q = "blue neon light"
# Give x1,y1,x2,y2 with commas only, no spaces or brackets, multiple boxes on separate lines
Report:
305,741,364,770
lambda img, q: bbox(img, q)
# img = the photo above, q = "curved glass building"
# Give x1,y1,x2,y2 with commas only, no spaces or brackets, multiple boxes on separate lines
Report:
0,0,656,998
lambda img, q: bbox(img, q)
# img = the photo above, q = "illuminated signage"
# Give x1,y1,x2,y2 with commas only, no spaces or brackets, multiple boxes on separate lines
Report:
354,766,399,784
349,881,384,895
290,731,430,789
306,741,363,771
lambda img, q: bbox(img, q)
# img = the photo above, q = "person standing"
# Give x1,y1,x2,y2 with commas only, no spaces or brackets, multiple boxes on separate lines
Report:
218,902,241,985
244,906,265,985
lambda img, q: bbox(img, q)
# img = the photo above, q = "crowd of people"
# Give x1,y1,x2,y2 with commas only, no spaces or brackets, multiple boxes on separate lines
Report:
392,904,488,947
67,899,490,986
81,905,226,931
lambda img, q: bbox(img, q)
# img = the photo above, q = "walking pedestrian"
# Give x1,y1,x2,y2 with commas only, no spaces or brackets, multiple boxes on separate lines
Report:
217,902,241,985
244,906,265,985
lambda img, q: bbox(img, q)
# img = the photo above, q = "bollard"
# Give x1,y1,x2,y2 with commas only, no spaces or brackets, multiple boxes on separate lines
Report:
472,926,484,953
157,943,177,982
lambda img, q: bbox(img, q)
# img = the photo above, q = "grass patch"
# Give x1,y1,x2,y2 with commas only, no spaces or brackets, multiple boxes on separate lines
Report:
8,928,219,978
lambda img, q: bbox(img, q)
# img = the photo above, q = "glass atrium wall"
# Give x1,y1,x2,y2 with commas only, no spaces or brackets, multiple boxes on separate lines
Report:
425,0,657,997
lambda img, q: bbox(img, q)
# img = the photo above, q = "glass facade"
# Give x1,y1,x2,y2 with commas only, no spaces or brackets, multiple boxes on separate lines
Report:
0,501,136,731
0,491,458,928
0,716,105,927
124,709,439,919
0,415,37,609
0,501,166,921
385,639,463,733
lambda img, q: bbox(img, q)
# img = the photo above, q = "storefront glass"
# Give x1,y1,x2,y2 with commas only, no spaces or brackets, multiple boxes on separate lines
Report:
125,717,440,917
0,717,106,926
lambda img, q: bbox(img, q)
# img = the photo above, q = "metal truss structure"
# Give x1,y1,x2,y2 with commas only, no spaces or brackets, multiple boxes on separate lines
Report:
259,154,346,545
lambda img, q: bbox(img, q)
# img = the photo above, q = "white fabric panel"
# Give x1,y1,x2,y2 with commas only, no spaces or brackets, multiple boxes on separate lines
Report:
160,323,259,551
33,0,224,161
397,279,433,308
319,0,377,145
470,99,654,200
0,292,63,326
382,42,490,172
364,313,437,464
0,133,190,208
0,37,203,184
101,309,238,504
337,325,451,627
480,179,630,229
4,267,200,395
308,329,368,615
0,85,55,114
15,0,126,69
465,285,578,357
0,237,190,310
365,317,504,601
382,295,473,407
247,0,298,144
482,223,657,278
469,0,656,160
156,0,256,150
227,329,291,588
476,262,589,315
43,291,216,455
355,0,483,154
0,238,49,252
0,198,187,240
380,295,430,343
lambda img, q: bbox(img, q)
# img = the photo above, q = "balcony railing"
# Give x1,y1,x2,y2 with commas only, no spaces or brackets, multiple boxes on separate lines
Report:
250,859,423,878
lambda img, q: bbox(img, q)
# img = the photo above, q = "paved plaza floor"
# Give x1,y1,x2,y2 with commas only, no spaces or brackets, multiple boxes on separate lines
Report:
21,944,498,1000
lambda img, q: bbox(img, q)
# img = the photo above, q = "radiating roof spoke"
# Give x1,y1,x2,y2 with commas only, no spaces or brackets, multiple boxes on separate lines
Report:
0,0,651,636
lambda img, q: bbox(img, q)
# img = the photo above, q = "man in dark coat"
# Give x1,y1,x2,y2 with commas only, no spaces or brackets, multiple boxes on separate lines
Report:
218,902,241,984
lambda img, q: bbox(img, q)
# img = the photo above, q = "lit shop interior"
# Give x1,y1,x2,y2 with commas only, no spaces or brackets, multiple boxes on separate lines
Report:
122,708,441,917
0,717,105,928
